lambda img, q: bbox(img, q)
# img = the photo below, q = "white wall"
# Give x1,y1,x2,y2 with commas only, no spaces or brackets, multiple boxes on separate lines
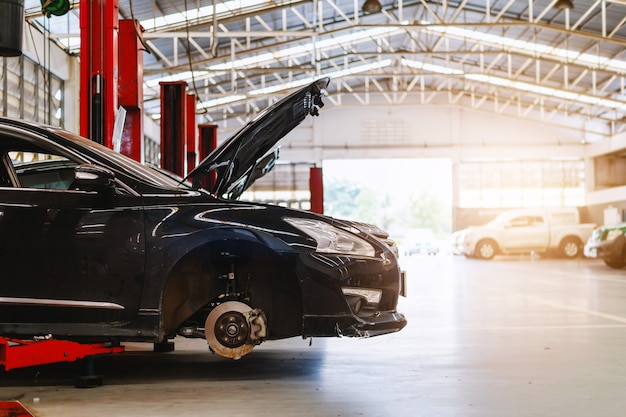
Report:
275,104,588,163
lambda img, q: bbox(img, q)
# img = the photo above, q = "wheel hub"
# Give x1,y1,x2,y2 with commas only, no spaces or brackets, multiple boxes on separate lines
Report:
215,311,249,348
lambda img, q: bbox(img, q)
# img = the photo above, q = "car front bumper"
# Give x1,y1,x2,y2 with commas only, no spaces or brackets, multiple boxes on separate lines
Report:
297,251,407,338
303,310,408,338
584,240,616,260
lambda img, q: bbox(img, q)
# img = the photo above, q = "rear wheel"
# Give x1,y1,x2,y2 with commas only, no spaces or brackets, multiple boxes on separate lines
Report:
559,237,582,259
604,245,626,269
604,260,625,269
475,239,497,260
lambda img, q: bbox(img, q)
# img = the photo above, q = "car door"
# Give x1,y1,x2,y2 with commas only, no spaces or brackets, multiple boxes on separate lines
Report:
0,132,145,326
500,215,549,251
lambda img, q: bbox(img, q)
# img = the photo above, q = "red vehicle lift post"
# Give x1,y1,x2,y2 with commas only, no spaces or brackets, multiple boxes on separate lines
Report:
186,93,198,174
309,166,324,214
117,19,145,161
79,0,119,147
160,81,187,177
198,123,218,190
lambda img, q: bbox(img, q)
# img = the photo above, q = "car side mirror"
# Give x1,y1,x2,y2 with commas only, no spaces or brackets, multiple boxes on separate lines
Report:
73,164,116,192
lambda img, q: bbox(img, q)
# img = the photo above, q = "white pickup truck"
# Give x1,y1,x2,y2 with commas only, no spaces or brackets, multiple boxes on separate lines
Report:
455,208,595,260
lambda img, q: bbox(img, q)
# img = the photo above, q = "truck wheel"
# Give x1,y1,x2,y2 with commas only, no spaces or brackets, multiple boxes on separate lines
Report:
604,260,625,269
476,239,497,260
606,245,626,269
559,237,581,259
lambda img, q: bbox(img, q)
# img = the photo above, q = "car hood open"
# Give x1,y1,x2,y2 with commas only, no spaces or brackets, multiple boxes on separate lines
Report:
185,78,330,199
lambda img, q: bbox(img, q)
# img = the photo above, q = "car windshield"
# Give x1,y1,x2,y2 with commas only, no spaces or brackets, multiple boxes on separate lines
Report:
52,128,190,189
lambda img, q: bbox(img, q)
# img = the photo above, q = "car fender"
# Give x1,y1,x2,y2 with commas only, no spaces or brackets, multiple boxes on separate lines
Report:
155,225,302,337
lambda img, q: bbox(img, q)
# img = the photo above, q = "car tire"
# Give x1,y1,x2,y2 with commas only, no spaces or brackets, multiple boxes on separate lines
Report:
475,239,497,260
559,237,582,259
604,260,625,269
605,244,626,269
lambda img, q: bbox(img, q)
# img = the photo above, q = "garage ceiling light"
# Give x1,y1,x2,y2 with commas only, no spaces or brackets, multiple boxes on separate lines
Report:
422,21,626,73
146,26,400,88
402,58,463,75
465,73,626,111
207,27,399,72
401,58,626,114
195,59,393,109
140,0,268,31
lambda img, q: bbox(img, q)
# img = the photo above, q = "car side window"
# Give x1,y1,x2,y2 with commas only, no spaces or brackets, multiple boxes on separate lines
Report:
12,154,77,190
509,216,530,227
530,216,545,226
0,136,79,190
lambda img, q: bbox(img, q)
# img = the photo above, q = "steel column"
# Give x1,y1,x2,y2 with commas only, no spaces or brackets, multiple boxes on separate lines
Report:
309,166,324,214
79,0,119,146
160,81,187,177
118,19,144,161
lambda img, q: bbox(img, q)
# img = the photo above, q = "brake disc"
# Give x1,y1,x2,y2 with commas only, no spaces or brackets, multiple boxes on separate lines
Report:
204,301,266,360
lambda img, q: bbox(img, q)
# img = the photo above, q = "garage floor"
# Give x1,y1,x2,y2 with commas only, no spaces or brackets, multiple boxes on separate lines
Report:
3,255,626,416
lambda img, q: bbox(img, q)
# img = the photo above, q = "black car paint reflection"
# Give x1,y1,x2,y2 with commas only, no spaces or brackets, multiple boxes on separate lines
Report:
0,82,406,359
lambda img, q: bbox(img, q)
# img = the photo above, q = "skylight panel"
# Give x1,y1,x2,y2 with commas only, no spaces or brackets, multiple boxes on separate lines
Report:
422,21,626,73
140,0,268,31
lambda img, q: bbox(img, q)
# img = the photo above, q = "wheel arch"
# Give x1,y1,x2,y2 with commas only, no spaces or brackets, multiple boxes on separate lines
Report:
159,228,303,339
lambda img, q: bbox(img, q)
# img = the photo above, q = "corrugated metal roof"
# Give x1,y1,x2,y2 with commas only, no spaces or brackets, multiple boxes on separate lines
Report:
22,0,626,141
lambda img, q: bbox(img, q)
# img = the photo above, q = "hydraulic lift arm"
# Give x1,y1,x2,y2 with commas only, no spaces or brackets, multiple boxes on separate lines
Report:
0,336,124,371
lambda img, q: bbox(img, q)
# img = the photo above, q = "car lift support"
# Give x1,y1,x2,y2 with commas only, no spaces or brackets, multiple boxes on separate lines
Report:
79,0,119,148
0,336,124,372
79,0,145,163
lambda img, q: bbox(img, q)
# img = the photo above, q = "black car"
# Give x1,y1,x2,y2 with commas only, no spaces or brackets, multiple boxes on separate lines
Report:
584,222,626,269
0,78,407,360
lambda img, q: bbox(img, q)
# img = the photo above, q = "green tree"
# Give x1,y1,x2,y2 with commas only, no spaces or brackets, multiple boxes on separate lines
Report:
323,179,361,218
356,190,394,230
404,188,451,238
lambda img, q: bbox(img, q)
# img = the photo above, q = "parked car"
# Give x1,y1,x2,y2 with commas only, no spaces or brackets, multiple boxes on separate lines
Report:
584,222,626,269
0,78,407,360
455,207,595,260
404,229,439,256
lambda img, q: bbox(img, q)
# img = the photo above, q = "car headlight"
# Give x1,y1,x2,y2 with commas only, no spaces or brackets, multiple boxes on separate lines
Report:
606,229,624,241
284,217,376,257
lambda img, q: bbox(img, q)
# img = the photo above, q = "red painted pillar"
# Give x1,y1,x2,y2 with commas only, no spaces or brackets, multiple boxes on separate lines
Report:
160,82,187,177
186,94,197,174
80,0,119,147
117,19,144,161
198,124,218,191
310,166,324,214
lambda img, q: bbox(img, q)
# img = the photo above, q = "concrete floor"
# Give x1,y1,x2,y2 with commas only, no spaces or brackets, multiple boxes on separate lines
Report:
3,254,626,416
